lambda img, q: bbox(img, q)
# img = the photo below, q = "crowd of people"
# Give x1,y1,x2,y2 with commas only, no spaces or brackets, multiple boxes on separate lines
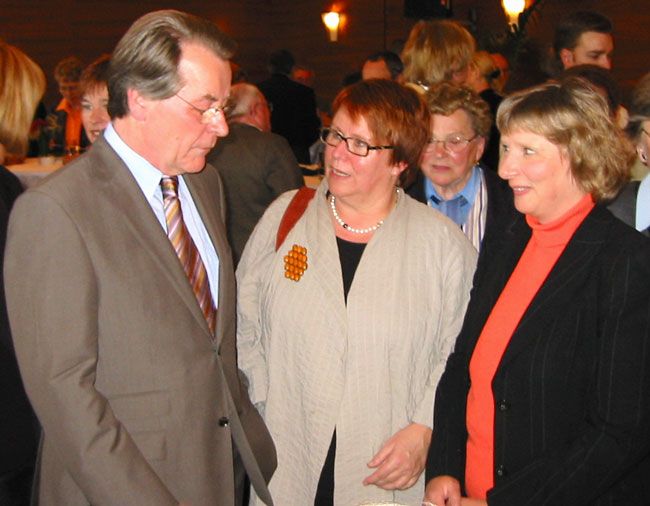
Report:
1,7,649,506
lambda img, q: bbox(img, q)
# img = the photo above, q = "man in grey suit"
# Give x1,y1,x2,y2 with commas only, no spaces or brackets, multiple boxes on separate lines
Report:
4,10,275,506
206,83,303,265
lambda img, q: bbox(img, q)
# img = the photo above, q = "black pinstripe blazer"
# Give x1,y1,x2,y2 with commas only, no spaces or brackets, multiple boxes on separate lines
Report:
425,204,650,506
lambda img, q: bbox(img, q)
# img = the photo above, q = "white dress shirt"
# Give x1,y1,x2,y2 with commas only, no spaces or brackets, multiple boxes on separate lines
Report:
104,123,220,305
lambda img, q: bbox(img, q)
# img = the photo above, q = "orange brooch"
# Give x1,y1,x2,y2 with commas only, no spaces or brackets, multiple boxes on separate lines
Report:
284,244,308,282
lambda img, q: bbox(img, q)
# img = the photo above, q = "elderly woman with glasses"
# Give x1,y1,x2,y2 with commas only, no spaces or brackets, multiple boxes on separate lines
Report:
425,78,650,506
407,82,514,251
237,79,477,506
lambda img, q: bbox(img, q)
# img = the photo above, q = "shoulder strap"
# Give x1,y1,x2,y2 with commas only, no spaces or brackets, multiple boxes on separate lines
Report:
275,186,316,251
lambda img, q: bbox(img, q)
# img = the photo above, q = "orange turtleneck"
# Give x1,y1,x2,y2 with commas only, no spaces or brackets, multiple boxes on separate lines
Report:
56,98,82,149
464,192,595,499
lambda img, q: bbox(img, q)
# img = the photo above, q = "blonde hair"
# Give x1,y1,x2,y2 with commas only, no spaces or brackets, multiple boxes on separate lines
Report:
401,20,475,88
470,51,500,88
0,43,46,157
497,78,635,202
423,82,492,139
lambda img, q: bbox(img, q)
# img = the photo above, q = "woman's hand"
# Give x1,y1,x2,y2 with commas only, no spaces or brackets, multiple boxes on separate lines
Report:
363,422,432,490
423,475,462,506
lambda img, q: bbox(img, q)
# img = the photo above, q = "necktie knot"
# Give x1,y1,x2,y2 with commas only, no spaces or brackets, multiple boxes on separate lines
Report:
161,176,179,200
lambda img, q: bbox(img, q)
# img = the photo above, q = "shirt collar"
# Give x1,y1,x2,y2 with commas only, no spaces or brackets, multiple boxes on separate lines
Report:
636,173,650,231
104,122,164,201
56,98,73,114
425,164,482,207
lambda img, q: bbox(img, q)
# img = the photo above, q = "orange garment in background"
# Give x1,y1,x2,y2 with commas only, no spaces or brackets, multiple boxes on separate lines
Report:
464,193,594,498
56,98,82,149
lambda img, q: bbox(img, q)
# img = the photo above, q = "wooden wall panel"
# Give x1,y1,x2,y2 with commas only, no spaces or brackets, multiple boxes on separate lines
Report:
1,0,647,109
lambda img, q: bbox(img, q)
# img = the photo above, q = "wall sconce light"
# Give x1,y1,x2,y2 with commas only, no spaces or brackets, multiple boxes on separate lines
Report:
322,11,340,42
502,0,526,27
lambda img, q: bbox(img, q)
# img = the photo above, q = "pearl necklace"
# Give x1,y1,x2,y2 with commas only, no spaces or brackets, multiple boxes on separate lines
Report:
329,189,400,234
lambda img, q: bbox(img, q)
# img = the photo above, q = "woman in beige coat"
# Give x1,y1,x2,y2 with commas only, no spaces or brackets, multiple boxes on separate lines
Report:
237,79,477,506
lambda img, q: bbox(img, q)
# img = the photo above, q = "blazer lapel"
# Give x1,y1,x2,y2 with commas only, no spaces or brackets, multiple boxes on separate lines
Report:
499,207,610,368
91,139,215,344
458,214,529,354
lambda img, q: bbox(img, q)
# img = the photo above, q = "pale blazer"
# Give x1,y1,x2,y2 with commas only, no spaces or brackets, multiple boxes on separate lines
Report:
4,137,276,506
237,181,477,506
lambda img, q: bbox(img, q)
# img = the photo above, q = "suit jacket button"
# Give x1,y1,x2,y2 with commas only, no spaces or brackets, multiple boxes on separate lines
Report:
218,417,229,427
498,400,509,411
496,465,506,477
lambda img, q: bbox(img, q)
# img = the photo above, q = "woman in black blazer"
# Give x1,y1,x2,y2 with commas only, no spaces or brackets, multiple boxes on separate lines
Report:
424,78,650,506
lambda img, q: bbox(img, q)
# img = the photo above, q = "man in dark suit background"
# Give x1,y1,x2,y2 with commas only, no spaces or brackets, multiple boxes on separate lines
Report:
258,49,320,164
5,10,275,506
207,82,303,265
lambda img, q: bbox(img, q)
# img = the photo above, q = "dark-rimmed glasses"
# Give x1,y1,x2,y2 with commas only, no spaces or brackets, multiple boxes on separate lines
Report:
174,93,231,124
425,134,478,154
320,128,393,157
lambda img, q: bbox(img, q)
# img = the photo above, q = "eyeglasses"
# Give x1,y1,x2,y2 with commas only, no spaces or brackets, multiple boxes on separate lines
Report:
425,134,478,154
174,93,231,124
320,128,393,157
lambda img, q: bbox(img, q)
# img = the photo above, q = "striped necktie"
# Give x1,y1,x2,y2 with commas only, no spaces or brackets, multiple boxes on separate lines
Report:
161,176,217,335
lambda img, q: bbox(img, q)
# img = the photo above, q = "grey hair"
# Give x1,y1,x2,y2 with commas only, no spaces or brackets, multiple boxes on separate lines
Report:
226,83,265,121
107,9,236,118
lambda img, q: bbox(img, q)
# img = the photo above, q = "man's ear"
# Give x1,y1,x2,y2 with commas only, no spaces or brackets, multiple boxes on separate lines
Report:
559,48,574,69
127,88,149,121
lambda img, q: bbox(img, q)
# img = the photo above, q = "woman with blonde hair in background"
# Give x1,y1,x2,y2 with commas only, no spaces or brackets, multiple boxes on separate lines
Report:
0,41,45,505
465,51,504,172
401,20,475,93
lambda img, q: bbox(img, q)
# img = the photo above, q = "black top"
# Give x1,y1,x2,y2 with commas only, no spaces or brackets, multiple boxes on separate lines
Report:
336,236,366,301
314,236,367,505
257,73,321,164
0,166,39,477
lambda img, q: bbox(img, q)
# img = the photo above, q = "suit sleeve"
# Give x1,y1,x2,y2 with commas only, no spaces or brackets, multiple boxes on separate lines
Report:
487,238,650,506
4,191,177,506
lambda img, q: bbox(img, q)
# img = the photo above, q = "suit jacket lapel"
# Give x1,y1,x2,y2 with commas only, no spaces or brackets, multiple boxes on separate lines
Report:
456,214,529,355
91,138,216,344
499,207,610,368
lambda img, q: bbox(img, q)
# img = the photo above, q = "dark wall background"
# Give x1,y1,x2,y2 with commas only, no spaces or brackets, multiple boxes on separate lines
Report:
2,0,648,110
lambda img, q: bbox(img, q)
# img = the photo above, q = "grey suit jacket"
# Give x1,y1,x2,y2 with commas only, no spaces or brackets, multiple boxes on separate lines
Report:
206,122,303,265
608,180,650,237
4,137,276,506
